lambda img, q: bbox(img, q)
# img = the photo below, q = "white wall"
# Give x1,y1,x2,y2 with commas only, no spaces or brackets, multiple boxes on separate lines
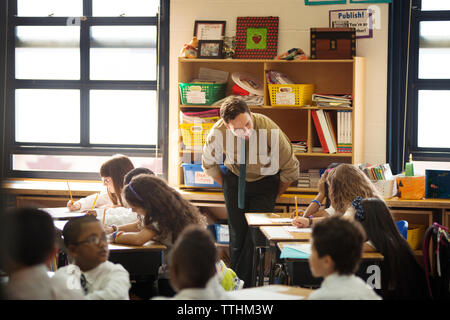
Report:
168,0,389,185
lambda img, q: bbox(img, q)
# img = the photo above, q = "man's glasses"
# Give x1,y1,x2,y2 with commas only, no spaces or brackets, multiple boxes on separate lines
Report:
76,234,108,246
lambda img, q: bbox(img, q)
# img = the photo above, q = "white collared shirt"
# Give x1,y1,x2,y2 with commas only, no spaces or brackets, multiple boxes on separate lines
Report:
152,274,232,300
308,273,381,300
5,264,84,300
53,261,130,300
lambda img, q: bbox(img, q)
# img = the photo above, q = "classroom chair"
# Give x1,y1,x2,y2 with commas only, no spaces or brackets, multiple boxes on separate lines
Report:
396,220,408,240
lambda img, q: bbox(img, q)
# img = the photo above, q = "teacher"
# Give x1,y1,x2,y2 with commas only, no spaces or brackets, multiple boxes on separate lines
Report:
202,97,299,287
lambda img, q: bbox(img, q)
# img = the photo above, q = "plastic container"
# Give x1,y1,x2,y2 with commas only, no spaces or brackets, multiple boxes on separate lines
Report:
268,84,314,107
407,224,426,250
179,122,215,149
179,82,226,105
371,179,396,199
181,163,227,187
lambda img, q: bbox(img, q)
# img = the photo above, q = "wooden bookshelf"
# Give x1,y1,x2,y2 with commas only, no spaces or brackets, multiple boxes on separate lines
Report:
177,57,365,191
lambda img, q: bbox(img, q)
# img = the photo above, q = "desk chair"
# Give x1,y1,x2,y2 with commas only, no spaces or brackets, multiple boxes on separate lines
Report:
396,220,408,240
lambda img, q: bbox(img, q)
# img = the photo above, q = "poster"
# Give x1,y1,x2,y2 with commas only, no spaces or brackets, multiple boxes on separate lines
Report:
329,8,374,39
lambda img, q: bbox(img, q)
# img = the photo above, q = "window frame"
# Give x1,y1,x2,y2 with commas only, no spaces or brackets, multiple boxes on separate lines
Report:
406,0,450,162
3,0,169,180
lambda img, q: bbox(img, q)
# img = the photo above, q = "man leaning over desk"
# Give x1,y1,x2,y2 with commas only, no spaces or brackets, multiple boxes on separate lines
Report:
202,97,299,287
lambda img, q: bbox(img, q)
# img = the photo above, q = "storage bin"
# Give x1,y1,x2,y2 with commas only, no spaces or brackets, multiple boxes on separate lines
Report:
371,179,396,199
268,84,314,107
407,224,426,250
397,175,425,200
181,163,227,187
179,122,216,149
214,224,229,244
179,82,227,105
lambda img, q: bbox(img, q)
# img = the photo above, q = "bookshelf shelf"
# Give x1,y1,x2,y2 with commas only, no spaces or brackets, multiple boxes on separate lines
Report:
178,58,365,189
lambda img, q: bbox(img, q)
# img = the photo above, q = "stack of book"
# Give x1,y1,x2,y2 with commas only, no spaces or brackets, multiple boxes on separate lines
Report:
358,163,394,181
337,111,352,153
291,140,307,153
312,94,352,108
297,169,321,188
311,109,337,154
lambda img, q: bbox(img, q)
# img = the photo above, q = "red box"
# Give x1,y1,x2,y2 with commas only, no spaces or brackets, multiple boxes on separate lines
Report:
310,28,356,60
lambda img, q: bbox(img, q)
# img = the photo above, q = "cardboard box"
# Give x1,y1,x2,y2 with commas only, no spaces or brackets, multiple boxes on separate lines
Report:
396,175,425,200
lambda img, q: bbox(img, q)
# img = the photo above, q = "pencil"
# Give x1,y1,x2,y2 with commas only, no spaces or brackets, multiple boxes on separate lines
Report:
102,208,106,225
295,196,298,218
67,180,73,203
91,193,99,210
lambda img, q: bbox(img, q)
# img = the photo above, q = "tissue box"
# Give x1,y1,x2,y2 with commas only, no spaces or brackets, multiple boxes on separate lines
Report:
396,175,425,200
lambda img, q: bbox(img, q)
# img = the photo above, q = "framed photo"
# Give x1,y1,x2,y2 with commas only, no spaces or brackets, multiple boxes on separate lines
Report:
193,20,226,40
197,40,224,59
305,0,346,5
234,16,279,59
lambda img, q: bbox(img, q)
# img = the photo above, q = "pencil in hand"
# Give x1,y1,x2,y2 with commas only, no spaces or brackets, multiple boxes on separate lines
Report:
91,193,99,210
67,180,73,204
295,196,298,218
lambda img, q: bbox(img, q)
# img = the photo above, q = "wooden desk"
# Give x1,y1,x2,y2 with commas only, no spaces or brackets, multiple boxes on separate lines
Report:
228,284,313,300
277,242,383,287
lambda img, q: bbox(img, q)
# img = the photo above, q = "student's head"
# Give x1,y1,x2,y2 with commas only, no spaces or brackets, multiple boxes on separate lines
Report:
123,167,154,185
1,208,57,272
123,174,206,243
220,97,253,139
309,216,366,278
326,163,381,215
100,154,134,206
322,162,341,208
62,215,108,271
169,225,217,292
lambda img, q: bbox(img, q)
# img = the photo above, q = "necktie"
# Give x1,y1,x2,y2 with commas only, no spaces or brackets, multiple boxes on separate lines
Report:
80,274,88,295
238,138,246,209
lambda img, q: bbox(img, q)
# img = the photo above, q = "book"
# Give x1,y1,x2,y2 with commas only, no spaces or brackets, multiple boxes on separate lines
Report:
311,110,329,153
317,109,337,154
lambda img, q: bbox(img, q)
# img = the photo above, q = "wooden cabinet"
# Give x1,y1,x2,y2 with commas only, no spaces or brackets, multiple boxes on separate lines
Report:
177,57,365,192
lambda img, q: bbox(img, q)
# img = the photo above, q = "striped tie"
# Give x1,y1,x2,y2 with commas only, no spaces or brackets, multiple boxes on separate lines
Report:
80,273,88,295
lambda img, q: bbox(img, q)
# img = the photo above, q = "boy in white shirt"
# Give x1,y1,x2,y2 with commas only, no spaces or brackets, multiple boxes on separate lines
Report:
153,226,231,300
2,208,84,300
53,215,131,300
308,216,381,300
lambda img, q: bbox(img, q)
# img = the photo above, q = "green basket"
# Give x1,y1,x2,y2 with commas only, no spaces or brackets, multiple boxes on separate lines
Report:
179,82,227,105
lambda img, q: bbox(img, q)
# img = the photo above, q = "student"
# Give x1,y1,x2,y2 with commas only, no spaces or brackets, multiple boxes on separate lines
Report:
308,216,381,300
352,197,429,299
67,154,134,211
110,174,207,296
153,226,231,300
293,163,382,228
292,163,340,228
52,215,131,300
123,166,154,185
1,208,84,300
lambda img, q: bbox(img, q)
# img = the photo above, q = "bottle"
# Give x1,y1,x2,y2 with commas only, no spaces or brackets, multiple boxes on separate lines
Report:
405,154,414,176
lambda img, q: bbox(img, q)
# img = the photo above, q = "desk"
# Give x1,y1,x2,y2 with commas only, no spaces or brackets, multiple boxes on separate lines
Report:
245,213,293,287
228,284,313,300
43,207,86,220
259,226,311,284
277,242,383,287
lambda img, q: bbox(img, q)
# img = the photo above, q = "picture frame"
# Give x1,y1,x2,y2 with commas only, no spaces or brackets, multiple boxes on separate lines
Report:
305,0,346,5
234,16,279,59
197,40,224,59
193,20,226,40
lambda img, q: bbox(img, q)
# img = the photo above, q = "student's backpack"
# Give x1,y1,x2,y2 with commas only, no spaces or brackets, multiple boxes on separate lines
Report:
422,222,450,300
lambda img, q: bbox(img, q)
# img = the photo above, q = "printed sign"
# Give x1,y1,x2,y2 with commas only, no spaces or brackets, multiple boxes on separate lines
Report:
194,171,214,185
329,9,374,39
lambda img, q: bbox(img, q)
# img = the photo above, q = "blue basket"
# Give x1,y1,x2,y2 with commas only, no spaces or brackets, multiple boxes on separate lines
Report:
181,163,227,187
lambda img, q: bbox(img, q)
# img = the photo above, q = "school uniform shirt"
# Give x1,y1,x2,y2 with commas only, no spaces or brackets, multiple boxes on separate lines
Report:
308,273,381,300
202,113,299,183
152,274,232,300
53,261,131,300
5,264,85,300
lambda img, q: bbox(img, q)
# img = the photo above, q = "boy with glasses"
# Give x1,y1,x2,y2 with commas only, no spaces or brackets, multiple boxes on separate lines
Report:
53,215,131,299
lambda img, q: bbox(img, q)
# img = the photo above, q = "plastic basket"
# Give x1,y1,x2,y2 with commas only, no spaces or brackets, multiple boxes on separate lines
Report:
180,122,215,149
268,84,314,107
181,163,227,187
371,179,396,199
407,224,426,250
179,82,227,105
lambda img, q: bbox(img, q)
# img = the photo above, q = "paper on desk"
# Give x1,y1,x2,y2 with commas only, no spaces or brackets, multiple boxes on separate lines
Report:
263,226,293,239
271,218,293,223
285,243,312,255
43,207,85,219
246,213,270,224
228,287,304,300
283,226,312,233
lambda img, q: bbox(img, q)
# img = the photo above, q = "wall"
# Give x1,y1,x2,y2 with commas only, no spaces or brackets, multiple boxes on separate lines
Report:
168,0,390,185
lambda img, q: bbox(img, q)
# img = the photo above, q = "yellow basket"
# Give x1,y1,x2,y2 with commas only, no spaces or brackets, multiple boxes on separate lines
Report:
180,122,215,148
407,224,426,250
268,84,314,107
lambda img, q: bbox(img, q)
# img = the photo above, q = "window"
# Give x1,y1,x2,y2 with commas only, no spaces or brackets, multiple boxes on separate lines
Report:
407,1,450,161
3,0,169,179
